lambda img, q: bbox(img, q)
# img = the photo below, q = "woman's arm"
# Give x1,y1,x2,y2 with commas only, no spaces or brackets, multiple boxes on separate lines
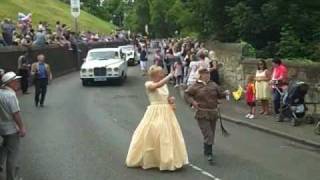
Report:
265,70,271,80
147,73,174,91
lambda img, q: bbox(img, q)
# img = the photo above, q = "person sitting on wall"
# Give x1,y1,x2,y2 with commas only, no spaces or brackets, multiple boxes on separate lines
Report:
33,28,46,47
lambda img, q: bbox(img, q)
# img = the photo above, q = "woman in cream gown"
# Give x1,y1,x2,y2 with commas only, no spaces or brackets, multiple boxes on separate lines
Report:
126,65,189,171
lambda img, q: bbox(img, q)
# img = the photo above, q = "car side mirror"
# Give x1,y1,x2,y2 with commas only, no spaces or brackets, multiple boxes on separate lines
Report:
82,58,86,62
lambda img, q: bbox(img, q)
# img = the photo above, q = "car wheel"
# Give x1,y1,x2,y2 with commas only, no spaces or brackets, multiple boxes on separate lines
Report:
117,73,126,85
82,80,88,86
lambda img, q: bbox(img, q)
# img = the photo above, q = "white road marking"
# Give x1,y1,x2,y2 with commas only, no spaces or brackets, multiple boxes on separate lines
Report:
189,163,221,180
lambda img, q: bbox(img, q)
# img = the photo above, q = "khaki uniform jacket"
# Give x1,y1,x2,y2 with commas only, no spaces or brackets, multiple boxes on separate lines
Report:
185,80,225,119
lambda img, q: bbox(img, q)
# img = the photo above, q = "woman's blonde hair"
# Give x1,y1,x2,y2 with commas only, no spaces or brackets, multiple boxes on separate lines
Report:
148,65,163,78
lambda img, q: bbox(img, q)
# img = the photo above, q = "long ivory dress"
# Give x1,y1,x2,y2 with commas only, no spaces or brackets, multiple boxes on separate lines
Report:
126,82,189,171
255,70,271,100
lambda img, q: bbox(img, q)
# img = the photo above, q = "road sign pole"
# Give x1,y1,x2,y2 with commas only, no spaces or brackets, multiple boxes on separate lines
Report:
74,17,79,34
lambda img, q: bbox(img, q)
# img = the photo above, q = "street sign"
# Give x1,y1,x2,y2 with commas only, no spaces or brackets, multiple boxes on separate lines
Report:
145,24,148,35
70,0,80,18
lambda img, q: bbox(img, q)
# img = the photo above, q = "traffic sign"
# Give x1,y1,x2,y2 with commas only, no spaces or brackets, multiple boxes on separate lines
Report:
70,0,80,18
145,24,148,35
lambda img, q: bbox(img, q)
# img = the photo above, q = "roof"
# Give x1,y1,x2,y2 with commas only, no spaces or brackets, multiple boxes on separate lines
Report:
88,48,120,53
119,45,134,48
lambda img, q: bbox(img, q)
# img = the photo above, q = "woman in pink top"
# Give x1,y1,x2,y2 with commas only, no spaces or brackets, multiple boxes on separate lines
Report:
270,58,288,116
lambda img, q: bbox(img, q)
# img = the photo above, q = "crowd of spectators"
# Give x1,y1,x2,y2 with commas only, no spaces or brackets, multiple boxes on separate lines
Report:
150,38,220,88
0,18,128,49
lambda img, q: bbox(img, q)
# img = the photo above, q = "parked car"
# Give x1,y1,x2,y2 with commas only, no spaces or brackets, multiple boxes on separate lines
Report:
80,48,128,86
119,45,139,65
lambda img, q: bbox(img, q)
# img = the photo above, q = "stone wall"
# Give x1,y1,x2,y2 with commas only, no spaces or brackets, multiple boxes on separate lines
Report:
0,41,129,78
205,41,320,106
205,41,244,89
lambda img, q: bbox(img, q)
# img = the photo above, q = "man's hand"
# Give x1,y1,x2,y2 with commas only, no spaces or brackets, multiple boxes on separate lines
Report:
18,126,26,137
168,96,175,104
192,100,199,110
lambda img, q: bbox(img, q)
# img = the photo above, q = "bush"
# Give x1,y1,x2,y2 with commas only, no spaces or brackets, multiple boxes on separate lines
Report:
241,40,256,58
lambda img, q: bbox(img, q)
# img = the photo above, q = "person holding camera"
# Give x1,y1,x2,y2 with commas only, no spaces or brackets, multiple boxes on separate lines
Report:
31,54,52,107
270,58,288,117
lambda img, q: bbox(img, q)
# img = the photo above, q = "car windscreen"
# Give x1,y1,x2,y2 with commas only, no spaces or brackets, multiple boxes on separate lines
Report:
122,47,134,52
88,51,119,60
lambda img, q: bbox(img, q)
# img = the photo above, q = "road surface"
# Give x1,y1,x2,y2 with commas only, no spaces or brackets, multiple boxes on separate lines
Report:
11,66,320,180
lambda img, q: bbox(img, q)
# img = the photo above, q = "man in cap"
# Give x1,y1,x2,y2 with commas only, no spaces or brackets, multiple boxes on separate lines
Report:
17,51,31,94
31,54,52,107
184,68,229,163
0,71,26,180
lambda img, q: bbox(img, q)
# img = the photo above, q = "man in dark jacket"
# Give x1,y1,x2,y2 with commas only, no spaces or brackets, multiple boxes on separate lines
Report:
17,51,31,94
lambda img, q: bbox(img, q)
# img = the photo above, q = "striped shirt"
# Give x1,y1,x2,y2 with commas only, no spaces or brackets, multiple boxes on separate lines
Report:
0,87,20,135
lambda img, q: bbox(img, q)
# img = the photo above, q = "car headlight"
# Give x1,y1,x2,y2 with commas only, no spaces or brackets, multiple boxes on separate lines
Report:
107,68,112,72
88,69,93,73
81,69,87,73
113,67,119,72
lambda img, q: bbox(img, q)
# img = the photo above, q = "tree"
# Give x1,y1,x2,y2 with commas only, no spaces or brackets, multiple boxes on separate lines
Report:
124,0,320,60
81,0,102,17
278,24,305,58
129,0,150,34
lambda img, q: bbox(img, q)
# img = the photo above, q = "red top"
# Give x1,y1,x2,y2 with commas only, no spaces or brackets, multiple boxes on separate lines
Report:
245,82,255,103
272,64,288,88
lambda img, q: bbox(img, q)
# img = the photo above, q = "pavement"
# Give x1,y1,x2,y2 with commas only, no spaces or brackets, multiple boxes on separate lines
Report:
218,100,320,148
1,65,318,180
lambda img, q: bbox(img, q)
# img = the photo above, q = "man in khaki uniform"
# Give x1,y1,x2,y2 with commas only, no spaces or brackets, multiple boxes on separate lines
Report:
184,68,228,162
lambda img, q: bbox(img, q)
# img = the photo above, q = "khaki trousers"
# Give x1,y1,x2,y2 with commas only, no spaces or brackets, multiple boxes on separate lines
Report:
196,114,218,145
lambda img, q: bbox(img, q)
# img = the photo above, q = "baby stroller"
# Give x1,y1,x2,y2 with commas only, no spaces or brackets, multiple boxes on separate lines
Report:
278,81,309,126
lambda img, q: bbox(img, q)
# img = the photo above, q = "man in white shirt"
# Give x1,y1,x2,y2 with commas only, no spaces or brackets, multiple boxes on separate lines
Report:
0,72,26,180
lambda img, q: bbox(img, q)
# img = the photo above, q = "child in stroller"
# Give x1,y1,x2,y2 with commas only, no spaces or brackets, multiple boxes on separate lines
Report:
278,81,309,126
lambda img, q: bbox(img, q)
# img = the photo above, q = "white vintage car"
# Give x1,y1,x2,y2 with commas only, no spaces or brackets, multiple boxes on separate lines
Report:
80,48,128,86
119,45,139,65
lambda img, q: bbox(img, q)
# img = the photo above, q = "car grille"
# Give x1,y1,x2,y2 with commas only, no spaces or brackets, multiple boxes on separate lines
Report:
94,67,106,76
